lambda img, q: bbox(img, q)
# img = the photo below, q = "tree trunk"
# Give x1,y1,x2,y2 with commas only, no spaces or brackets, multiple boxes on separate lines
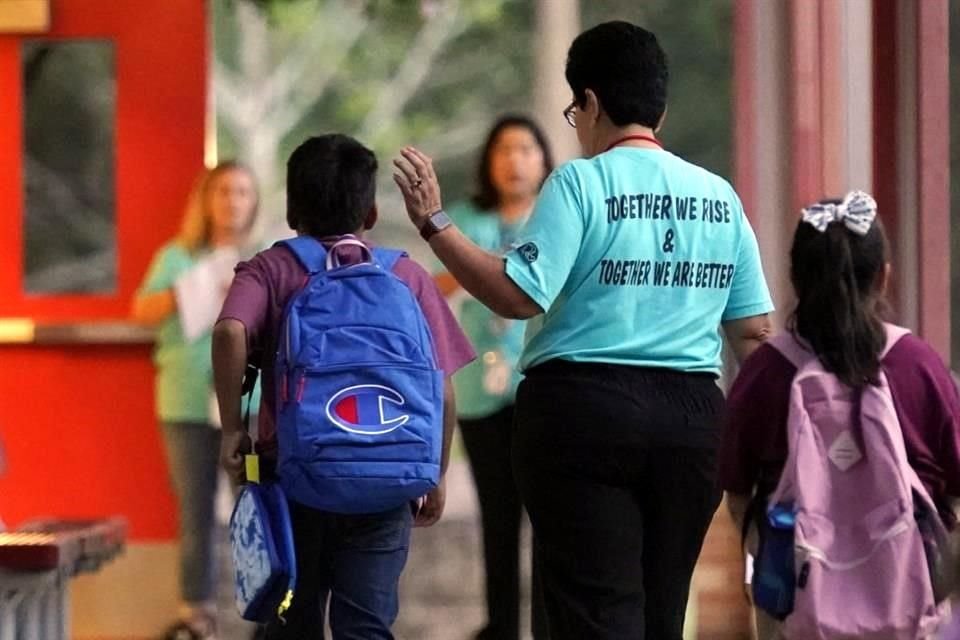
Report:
533,0,581,163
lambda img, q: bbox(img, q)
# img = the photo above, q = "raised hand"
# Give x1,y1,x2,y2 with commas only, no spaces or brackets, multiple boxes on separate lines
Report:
392,147,443,229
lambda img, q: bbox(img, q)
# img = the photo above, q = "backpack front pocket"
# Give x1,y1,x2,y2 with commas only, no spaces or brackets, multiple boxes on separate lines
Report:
281,365,442,464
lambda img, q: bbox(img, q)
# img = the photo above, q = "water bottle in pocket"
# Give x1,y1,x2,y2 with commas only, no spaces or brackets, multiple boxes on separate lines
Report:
753,502,796,620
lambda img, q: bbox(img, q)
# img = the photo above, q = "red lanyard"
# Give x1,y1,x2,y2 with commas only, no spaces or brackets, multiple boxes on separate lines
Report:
605,134,663,152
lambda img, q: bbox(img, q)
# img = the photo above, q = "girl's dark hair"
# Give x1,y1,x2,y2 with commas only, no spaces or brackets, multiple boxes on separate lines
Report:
789,199,889,388
471,114,554,211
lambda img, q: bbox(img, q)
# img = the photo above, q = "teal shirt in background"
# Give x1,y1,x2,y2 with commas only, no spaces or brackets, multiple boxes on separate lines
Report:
139,242,260,423
444,202,528,419
504,148,773,374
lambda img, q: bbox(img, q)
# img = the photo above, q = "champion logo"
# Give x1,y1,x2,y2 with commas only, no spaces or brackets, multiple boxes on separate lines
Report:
325,385,410,435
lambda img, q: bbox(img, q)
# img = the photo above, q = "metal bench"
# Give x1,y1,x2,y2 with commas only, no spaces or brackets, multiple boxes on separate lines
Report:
0,518,126,640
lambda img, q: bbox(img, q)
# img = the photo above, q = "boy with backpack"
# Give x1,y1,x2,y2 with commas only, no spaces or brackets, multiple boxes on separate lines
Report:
719,191,960,639
213,134,474,639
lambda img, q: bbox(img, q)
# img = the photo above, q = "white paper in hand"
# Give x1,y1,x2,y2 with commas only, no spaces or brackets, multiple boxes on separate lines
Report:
174,247,239,342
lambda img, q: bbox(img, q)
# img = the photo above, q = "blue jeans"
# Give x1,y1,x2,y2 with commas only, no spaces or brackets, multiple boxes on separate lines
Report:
161,421,221,604
265,502,413,640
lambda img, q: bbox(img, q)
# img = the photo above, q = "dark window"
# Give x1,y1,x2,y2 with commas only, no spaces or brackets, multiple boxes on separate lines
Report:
23,39,116,294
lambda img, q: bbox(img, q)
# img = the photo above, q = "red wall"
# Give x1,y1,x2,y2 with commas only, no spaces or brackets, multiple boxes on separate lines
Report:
0,0,207,540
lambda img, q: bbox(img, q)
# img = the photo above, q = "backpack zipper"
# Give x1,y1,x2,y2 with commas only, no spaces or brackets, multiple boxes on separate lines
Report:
796,516,912,570
295,373,306,403
285,363,436,405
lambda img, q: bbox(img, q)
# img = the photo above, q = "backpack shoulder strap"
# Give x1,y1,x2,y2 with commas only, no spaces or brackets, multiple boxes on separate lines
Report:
276,236,327,274
881,323,911,358
766,332,817,370
767,325,909,368
372,247,406,272
767,325,910,372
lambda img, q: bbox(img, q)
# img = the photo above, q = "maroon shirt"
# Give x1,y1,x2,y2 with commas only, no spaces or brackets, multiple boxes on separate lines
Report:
218,239,476,456
719,334,960,523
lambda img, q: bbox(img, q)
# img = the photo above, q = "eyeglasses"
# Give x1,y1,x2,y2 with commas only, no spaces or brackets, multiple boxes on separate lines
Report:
563,101,577,128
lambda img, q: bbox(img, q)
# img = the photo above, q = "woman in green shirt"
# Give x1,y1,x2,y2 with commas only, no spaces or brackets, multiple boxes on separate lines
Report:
436,115,553,640
132,161,259,640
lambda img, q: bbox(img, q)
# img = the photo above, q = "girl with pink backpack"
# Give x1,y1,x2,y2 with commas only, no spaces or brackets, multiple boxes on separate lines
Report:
718,191,960,639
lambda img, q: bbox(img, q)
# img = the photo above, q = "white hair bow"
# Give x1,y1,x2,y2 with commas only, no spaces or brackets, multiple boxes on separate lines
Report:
801,190,877,236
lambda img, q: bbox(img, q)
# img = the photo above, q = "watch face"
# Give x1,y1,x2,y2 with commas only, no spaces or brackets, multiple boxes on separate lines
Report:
431,211,452,229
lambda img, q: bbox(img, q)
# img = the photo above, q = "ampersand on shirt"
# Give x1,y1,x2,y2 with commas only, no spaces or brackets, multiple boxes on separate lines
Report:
662,229,675,253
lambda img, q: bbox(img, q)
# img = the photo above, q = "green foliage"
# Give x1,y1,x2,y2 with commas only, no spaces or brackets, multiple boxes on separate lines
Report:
215,0,733,224
582,0,733,179
216,0,534,207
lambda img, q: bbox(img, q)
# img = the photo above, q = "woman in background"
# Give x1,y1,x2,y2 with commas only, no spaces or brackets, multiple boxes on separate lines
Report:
132,161,259,640
436,115,552,640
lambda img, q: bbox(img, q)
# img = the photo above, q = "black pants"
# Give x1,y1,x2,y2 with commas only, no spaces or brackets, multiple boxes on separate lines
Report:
460,405,548,640
512,361,723,640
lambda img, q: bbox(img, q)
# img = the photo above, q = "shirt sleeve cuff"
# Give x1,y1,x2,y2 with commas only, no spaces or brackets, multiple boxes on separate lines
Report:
444,354,476,378
504,257,552,313
722,300,774,323
214,313,256,349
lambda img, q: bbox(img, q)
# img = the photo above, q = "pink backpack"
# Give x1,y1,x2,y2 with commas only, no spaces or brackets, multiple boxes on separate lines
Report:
767,325,947,640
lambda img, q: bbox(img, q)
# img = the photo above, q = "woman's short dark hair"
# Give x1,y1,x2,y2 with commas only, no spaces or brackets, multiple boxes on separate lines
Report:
565,21,668,129
789,200,889,388
286,134,377,237
471,114,554,212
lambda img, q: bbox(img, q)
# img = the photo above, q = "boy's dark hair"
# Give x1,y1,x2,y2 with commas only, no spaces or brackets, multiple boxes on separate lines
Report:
286,134,377,237
789,200,889,388
565,21,668,129
472,114,554,211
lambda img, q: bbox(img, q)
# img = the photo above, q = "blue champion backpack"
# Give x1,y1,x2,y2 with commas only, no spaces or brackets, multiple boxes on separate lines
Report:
274,235,443,514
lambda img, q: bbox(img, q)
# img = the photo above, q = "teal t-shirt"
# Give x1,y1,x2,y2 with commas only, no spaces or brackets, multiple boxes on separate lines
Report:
444,202,528,419
139,242,260,422
504,147,773,374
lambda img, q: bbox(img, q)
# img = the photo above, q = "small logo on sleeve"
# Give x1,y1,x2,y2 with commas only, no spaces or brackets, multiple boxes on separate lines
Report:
517,242,539,264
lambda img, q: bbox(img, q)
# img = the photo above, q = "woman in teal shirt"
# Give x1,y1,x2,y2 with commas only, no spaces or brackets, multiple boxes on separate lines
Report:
395,22,773,640
436,115,553,640
132,161,259,640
